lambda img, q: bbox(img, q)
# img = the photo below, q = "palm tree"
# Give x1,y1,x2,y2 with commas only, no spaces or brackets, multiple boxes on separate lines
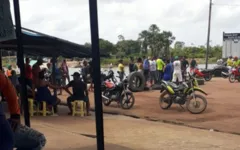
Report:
138,30,149,54
118,35,125,41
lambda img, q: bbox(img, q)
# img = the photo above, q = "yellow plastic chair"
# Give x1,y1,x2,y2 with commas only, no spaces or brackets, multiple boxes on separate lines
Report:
71,101,86,117
37,101,54,116
28,99,36,117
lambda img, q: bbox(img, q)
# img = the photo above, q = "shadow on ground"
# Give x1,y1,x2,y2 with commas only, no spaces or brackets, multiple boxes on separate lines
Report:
47,143,134,150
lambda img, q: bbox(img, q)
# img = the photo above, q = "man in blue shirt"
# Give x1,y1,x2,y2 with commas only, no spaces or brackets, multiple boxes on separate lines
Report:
143,56,150,85
163,60,173,81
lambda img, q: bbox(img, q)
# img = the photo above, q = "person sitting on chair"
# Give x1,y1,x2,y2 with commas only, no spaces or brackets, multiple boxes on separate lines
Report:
63,72,90,116
35,70,61,108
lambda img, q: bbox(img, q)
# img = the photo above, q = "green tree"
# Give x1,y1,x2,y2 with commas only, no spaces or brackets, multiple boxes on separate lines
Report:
138,24,175,58
116,39,141,55
118,35,125,41
174,41,185,50
84,42,91,48
138,30,149,54
99,38,115,54
84,39,115,54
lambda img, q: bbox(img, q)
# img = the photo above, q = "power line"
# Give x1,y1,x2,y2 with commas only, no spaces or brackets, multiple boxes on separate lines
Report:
213,3,240,7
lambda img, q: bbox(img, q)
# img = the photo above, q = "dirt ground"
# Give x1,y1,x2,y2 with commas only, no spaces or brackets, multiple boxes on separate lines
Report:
59,78,240,135
31,111,240,150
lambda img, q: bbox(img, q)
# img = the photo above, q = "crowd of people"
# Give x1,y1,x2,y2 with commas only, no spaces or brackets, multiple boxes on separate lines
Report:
118,56,198,85
0,67,46,149
0,57,94,149
226,56,240,68
0,55,201,149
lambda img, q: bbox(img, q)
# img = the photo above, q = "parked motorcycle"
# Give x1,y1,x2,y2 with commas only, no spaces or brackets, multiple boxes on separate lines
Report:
229,68,240,83
101,70,135,109
221,66,232,79
192,68,213,81
159,73,208,114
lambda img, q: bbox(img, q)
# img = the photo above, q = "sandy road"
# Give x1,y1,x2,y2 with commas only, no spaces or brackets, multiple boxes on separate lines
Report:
59,78,240,134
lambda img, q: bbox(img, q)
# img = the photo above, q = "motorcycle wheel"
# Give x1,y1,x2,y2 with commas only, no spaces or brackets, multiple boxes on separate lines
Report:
102,92,111,106
204,74,212,81
229,74,236,83
120,93,135,109
221,72,229,79
186,94,207,114
159,91,173,109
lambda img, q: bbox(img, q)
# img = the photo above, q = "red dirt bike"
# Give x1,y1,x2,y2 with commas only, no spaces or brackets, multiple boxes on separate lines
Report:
229,68,240,83
191,68,213,81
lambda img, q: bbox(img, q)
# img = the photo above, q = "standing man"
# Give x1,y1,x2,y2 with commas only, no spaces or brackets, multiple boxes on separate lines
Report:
163,60,173,81
118,59,125,82
143,56,150,85
190,57,197,72
156,57,165,83
172,56,182,84
61,59,70,84
25,57,33,88
181,56,189,81
129,57,137,73
81,60,90,83
149,57,157,85
64,72,90,116
32,58,43,88
55,63,63,95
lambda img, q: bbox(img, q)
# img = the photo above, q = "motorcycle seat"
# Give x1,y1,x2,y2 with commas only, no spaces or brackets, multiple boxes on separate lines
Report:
201,69,213,72
167,82,178,89
167,82,185,91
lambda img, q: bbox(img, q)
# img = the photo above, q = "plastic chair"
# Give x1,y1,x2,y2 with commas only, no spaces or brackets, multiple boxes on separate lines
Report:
28,99,36,117
37,101,54,116
71,101,86,117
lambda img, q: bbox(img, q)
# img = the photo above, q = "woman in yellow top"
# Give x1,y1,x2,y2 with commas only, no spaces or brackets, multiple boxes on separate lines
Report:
118,59,125,81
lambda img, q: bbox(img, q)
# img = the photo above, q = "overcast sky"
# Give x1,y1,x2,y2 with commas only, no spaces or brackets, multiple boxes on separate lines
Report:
9,0,240,46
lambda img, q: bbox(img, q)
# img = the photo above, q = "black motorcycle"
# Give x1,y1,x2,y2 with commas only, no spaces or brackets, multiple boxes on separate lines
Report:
101,70,135,109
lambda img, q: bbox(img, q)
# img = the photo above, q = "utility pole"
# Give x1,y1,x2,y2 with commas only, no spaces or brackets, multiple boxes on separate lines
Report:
205,0,212,69
89,0,105,150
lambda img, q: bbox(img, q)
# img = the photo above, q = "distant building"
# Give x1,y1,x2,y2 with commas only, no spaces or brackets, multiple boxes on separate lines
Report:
222,32,240,58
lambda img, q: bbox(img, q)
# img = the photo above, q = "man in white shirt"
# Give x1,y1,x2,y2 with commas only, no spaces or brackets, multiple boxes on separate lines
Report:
149,57,157,85
172,56,182,84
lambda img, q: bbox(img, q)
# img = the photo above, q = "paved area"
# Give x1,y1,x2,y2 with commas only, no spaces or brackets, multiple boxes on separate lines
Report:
30,108,240,150
59,78,240,134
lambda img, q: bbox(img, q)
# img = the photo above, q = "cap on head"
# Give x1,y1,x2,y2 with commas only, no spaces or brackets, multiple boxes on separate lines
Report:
8,65,12,69
71,72,80,77
175,56,179,60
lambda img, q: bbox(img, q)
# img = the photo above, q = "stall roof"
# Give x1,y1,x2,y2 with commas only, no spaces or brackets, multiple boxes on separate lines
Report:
0,27,108,58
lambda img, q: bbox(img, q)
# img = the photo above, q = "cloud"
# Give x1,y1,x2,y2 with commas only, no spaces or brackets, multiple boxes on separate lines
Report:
8,0,240,46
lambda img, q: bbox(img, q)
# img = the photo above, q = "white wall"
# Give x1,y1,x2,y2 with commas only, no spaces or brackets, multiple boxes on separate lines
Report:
222,39,240,58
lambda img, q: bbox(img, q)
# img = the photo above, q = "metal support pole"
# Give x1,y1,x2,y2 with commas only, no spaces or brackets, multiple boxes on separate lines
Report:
205,0,212,69
51,56,58,113
88,0,105,150
13,0,30,127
